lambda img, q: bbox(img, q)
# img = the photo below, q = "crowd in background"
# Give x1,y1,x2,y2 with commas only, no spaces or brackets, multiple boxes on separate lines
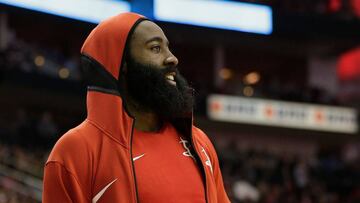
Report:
0,108,53,203
220,141,360,203
0,108,58,152
219,78,339,106
0,107,359,202
0,185,30,203
0,37,343,109
0,180,39,203
0,33,80,81
0,13,359,203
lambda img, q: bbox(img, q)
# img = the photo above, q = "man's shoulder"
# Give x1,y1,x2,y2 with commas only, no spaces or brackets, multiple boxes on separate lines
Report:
54,120,93,147
44,121,97,193
192,126,206,137
192,126,214,148
46,120,97,164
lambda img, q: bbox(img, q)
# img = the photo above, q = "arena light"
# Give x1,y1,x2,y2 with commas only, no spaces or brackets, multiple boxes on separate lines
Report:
34,55,45,67
154,0,273,35
244,71,260,85
219,68,233,80
0,0,130,24
58,67,70,79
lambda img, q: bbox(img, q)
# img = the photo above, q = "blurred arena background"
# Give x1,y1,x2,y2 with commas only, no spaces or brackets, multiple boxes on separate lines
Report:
0,0,359,202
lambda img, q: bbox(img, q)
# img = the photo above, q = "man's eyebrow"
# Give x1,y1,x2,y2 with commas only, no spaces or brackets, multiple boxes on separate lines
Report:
145,36,169,45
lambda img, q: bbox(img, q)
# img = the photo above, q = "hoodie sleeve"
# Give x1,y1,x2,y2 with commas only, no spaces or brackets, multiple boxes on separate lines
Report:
43,162,90,203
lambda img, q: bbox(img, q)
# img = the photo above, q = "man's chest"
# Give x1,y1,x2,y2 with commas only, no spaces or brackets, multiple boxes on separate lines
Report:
132,125,206,203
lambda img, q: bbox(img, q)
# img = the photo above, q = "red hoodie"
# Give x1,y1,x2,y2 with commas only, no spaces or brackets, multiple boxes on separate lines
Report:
42,12,230,203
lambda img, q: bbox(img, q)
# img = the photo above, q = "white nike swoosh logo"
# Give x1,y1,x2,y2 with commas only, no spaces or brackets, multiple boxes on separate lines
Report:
92,179,117,203
133,153,145,161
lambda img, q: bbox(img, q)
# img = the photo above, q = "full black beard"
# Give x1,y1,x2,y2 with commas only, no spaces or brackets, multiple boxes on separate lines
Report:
124,57,194,119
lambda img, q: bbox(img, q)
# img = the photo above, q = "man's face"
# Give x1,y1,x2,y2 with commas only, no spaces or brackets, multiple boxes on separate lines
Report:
123,21,193,119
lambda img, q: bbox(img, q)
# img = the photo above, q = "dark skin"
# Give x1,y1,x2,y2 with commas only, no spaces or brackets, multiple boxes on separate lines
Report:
123,21,179,132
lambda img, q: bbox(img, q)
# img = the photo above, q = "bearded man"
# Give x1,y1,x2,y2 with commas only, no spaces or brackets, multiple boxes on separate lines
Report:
43,12,230,203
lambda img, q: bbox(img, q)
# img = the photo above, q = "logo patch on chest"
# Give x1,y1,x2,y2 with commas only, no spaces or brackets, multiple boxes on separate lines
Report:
179,137,196,161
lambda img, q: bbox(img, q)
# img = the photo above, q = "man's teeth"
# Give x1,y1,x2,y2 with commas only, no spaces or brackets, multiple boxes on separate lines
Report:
165,75,175,81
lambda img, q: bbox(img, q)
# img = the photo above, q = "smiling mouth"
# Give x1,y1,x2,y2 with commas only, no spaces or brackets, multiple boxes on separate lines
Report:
165,72,177,86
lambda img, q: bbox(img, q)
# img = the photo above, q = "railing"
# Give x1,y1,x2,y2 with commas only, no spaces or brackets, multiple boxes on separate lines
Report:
0,163,42,202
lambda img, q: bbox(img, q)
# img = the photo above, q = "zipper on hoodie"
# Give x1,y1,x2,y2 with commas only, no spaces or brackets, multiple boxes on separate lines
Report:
191,132,209,203
130,117,208,203
130,119,140,203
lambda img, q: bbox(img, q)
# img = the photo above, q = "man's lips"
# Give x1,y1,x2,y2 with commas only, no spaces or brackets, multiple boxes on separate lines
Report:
165,72,177,86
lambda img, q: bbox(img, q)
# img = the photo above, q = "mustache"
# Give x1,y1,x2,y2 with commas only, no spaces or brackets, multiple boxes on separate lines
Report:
160,66,178,74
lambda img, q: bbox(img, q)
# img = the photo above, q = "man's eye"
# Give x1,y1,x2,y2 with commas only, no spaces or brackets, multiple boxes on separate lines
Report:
151,46,161,53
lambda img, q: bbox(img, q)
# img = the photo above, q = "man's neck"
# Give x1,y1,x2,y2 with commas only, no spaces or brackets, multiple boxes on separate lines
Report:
126,98,163,132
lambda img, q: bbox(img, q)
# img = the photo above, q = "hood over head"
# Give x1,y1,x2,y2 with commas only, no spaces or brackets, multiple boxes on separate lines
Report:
79,12,192,143
81,12,146,94
79,12,147,145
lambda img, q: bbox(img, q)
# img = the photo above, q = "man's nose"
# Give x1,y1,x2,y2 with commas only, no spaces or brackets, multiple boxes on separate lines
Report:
164,52,179,67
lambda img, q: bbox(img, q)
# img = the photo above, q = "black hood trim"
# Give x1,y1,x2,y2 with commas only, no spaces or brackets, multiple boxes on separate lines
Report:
81,53,119,91
87,86,121,96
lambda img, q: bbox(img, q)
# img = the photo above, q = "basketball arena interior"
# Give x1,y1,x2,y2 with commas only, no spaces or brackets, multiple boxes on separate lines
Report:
0,0,359,202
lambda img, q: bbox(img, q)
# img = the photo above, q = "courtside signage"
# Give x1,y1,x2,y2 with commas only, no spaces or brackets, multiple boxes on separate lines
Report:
153,0,273,35
208,94,358,133
0,0,130,24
